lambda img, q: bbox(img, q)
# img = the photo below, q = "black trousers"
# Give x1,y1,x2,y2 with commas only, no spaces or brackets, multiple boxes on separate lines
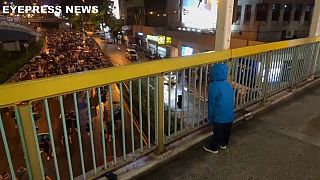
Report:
210,122,233,150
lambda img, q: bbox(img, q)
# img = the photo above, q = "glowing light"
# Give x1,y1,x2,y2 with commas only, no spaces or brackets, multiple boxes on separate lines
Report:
112,0,120,19
181,46,193,56
182,0,218,29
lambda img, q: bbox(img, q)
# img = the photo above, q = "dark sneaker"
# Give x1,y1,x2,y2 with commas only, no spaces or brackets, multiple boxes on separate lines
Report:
219,146,227,150
203,145,218,154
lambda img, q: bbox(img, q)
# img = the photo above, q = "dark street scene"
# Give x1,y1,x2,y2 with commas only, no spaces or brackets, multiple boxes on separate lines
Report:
0,0,320,179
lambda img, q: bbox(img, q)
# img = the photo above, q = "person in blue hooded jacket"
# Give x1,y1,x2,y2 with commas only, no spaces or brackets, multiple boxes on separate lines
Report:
203,63,234,154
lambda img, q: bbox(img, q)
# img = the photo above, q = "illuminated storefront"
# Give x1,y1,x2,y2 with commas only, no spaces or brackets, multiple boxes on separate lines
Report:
146,35,172,58
181,45,194,56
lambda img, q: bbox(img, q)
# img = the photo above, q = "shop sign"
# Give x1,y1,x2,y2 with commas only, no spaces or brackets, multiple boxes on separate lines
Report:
166,37,172,45
147,35,158,42
158,36,165,45
147,35,172,45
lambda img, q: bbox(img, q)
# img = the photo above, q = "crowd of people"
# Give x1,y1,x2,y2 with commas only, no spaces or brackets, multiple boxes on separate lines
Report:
1,30,119,178
18,30,110,81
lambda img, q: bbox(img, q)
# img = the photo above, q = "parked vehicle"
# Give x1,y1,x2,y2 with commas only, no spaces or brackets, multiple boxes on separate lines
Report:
164,72,177,86
125,49,138,61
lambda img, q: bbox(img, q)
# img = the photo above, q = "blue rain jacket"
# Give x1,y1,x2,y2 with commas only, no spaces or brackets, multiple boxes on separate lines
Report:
208,64,234,124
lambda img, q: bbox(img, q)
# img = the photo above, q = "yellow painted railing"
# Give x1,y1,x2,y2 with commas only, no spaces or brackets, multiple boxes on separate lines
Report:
0,36,319,180
0,36,319,107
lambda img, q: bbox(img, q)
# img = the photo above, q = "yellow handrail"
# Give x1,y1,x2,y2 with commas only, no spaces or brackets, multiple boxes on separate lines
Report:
0,36,319,107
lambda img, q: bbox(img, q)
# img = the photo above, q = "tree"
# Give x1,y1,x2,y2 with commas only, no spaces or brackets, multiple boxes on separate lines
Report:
59,0,123,34
90,0,124,36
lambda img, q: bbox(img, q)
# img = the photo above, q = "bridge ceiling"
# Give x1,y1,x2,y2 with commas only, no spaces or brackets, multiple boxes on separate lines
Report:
0,30,35,42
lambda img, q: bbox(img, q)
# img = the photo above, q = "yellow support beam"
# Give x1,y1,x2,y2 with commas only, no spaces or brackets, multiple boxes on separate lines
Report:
17,104,44,180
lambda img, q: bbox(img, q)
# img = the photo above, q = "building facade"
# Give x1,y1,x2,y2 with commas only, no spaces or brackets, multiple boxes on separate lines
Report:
233,0,314,42
120,0,315,57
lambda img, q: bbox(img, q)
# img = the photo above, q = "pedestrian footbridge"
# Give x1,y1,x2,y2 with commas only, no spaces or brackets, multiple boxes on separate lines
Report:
0,16,38,42
135,83,320,180
0,36,320,179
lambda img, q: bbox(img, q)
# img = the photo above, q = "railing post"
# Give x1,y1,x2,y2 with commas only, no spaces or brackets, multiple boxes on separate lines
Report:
289,46,301,91
310,43,320,79
17,103,44,179
157,74,165,154
262,51,272,104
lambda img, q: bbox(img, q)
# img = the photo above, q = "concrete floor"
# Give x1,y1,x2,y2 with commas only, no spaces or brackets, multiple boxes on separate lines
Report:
136,86,320,180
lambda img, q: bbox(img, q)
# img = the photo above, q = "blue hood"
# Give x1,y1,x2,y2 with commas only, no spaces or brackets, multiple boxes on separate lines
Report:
210,63,228,82
208,63,234,124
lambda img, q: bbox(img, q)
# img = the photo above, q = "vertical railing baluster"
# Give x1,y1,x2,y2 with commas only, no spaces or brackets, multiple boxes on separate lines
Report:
109,85,117,164
192,68,197,128
86,90,97,174
234,58,240,109
187,68,191,129
98,88,107,169
147,77,151,148
168,73,172,138
240,58,246,107
59,97,74,179
263,52,272,102
246,56,254,103
181,70,186,130
44,99,60,180
73,93,86,179
198,66,203,125
129,81,135,155
138,79,143,152
203,65,208,119
119,83,127,159
256,54,264,100
174,71,178,136
243,57,250,106
0,113,16,180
